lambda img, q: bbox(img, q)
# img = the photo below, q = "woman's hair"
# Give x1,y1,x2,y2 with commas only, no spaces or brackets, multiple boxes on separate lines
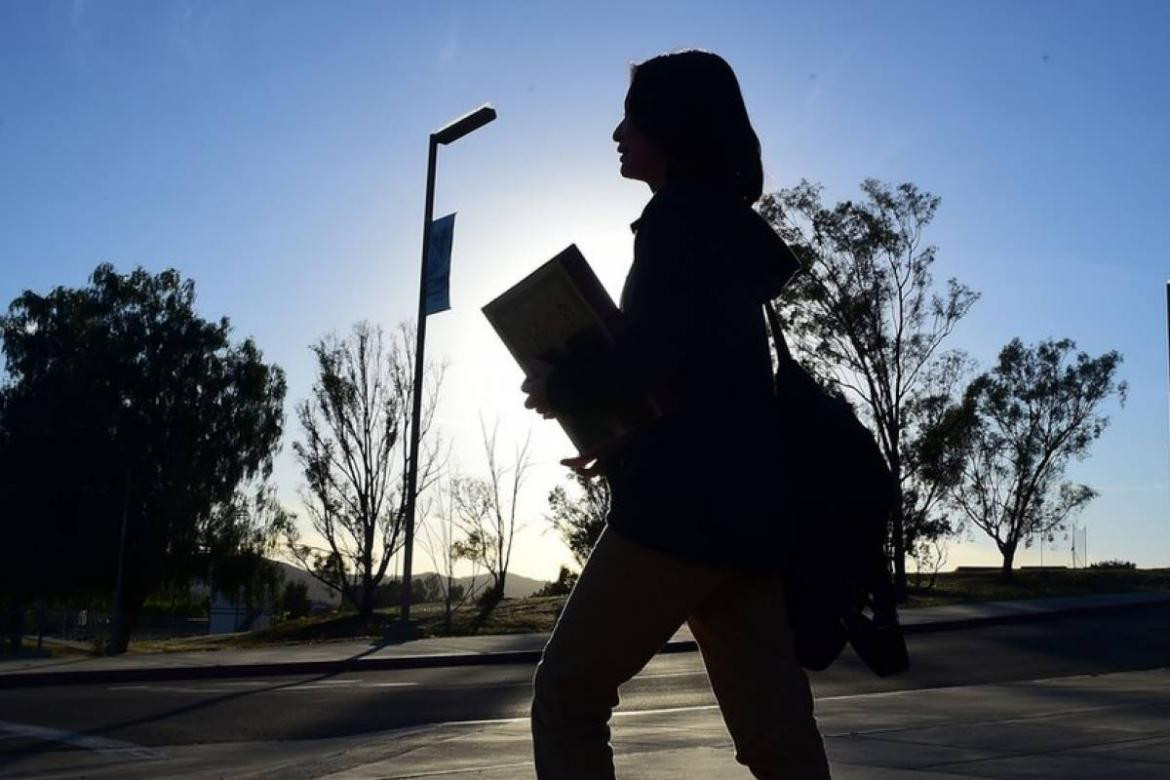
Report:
626,50,763,204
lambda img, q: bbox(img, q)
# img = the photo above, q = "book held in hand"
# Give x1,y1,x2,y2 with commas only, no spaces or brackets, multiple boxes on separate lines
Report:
482,245,661,455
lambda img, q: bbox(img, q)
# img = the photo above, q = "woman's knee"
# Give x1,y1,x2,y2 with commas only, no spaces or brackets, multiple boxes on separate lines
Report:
532,656,618,725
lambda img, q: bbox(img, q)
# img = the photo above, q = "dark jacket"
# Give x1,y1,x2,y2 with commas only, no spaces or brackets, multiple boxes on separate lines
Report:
546,180,801,571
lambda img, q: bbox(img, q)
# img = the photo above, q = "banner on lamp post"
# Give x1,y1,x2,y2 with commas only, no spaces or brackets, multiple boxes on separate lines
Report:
424,212,456,316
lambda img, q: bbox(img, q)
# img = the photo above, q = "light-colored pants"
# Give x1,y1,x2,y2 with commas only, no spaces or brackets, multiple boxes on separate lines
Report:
531,527,831,779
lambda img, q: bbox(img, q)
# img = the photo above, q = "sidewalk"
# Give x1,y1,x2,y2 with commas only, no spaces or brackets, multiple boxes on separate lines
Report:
2,591,1168,688
7,667,1169,777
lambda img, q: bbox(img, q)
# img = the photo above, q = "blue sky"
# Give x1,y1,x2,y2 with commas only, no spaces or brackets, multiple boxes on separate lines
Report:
2,0,1168,578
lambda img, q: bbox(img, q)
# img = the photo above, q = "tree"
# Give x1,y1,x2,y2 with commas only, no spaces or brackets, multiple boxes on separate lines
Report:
758,179,979,598
533,566,579,597
205,484,288,624
900,351,975,577
285,320,446,620
545,471,610,568
0,264,286,652
420,479,480,632
451,418,531,612
950,338,1125,577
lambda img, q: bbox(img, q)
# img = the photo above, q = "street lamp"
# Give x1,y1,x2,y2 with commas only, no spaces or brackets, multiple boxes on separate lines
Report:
398,104,497,630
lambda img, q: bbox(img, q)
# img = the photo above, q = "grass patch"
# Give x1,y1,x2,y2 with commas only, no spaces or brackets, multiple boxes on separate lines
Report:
125,568,1170,652
127,596,567,653
904,567,1170,609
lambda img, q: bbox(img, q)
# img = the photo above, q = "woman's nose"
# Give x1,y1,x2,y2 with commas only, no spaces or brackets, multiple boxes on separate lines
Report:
612,119,624,143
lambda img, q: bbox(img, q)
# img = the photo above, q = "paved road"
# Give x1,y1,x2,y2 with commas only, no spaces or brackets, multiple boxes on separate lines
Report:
2,603,1168,758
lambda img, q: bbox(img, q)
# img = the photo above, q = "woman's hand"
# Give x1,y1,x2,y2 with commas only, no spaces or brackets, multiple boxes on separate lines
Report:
521,360,557,419
560,449,606,477
560,434,628,478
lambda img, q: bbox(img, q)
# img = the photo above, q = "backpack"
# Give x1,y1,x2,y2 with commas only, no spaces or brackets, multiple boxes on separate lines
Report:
764,301,910,677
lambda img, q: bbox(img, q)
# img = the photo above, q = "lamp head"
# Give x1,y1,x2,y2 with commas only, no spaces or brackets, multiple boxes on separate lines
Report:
433,104,497,145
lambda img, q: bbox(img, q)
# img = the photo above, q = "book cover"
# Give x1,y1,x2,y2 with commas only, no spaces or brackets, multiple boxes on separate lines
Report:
482,245,661,454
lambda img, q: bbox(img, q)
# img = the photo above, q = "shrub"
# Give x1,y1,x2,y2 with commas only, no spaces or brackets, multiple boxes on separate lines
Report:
1088,560,1137,570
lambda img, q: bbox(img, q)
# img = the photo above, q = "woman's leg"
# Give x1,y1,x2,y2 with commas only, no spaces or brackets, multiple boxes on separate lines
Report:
687,574,831,779
531,527,732,779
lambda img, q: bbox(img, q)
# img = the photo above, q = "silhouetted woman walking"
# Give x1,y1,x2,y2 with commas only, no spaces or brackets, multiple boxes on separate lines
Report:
522,50,831,779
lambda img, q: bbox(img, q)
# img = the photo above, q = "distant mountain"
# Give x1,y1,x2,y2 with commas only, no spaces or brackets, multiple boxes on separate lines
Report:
445,571,549,600
272,561,550,604
274,561,342,606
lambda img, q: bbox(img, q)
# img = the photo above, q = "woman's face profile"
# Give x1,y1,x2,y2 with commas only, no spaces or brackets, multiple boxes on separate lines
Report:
613,104,669,190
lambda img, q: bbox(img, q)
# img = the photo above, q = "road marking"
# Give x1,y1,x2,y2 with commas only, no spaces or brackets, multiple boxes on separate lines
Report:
104,680,422,695
109,685,229,694
202,680,271,687
0,719,161,760
276,681,420,691
349,760,535,779
307,678,361,685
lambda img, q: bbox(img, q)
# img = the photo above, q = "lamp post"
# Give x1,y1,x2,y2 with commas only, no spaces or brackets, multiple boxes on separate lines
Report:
399,104,496,628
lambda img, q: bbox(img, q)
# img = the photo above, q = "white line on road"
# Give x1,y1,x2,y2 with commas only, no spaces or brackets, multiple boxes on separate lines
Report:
276,681,419,691
0,719,161,760
306,678,362,685
200,680,271,687
105,680,421,695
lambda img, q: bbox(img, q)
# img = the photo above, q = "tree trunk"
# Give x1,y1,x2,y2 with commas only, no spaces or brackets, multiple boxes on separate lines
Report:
1000,543,1017,580
359,582,375,622
110,594,142,655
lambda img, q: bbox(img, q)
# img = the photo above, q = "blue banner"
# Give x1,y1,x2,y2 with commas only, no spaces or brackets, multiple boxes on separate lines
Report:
424,212,456,316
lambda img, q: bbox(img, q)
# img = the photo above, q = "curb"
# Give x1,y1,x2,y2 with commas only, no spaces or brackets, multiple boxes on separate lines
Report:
2,595,1168,689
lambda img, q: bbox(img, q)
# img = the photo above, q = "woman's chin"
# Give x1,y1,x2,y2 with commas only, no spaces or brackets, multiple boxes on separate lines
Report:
618,163,644,182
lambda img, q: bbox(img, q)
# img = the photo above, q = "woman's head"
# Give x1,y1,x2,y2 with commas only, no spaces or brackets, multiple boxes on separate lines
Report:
613,50,763,204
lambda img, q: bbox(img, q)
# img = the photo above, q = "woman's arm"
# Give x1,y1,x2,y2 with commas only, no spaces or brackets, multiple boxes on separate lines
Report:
543,205,702,416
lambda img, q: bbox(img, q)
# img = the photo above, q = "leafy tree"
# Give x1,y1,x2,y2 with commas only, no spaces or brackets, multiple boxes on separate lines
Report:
545,471,610,567
901,351,975,575
950,338,1125,577
758,179,978,598
285,320,446,620
206,484,288,624
533,566,579,597
451,418,531,612
0,264,286,652
375,574,444,608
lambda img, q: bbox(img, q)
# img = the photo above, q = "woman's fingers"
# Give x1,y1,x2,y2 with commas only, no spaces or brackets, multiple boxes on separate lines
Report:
560,455,603,477
561,444,611,476
560,453,593,468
